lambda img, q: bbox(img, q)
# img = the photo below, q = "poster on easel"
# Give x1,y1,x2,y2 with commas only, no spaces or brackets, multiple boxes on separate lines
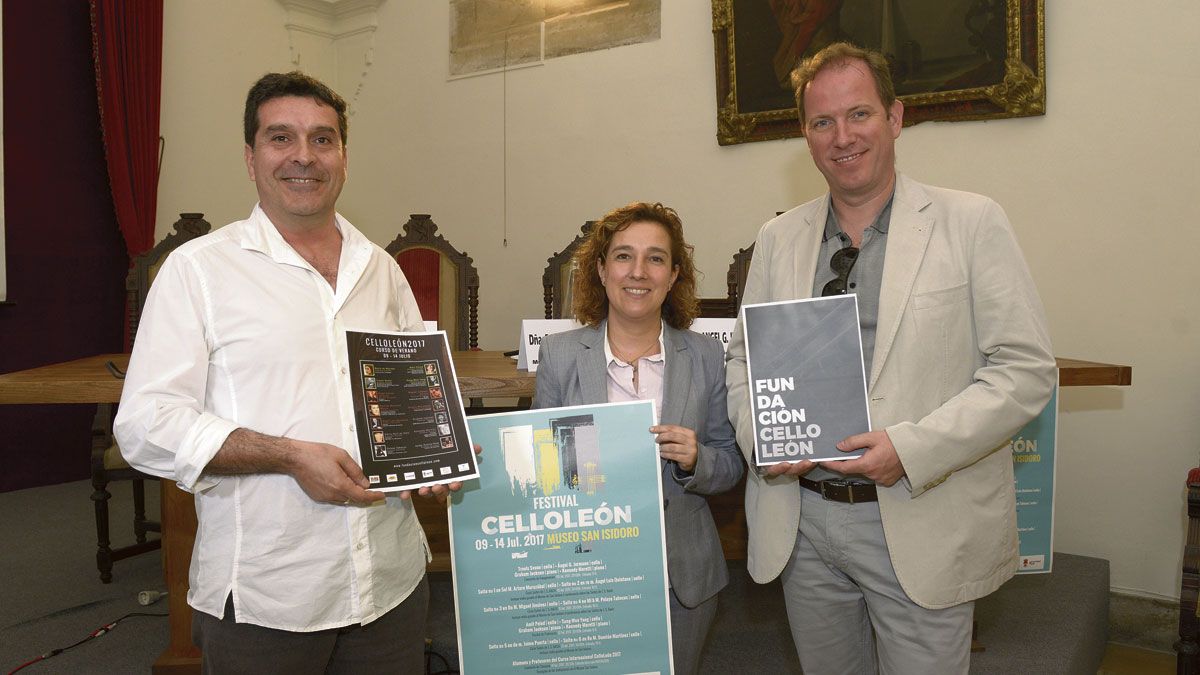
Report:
1014,384,1058,574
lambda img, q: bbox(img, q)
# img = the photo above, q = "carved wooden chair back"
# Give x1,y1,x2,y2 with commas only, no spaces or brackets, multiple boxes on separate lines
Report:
541,221,595,319
726,242,755,311
126,213,212,345
698,242,756,318
94,212,212,583
384,214,480,350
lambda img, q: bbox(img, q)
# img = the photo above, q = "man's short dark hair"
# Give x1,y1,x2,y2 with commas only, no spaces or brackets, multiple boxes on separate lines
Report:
243,71,348,147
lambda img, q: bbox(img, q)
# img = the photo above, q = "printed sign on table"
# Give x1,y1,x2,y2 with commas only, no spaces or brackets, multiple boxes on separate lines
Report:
516,319,581,371
450,400,673,674
690,317,736,355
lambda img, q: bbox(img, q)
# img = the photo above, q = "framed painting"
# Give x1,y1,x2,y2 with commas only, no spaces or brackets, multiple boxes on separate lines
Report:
450,0,661,77
712,0,1045,145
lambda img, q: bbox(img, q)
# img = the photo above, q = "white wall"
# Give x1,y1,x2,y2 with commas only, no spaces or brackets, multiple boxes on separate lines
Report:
159,0,1200,600
157,1,291,231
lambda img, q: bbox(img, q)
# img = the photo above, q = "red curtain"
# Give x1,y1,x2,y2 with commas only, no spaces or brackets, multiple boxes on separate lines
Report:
90,0,164,258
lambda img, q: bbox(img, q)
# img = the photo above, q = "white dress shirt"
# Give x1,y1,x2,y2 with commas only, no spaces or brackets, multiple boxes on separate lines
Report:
114,205,429,631
602,321,666,418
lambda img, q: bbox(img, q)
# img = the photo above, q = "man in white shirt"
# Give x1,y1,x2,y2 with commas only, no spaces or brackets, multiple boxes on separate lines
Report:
115,72,451,673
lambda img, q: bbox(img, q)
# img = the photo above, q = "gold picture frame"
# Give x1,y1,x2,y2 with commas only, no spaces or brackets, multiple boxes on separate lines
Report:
712,0,1045,146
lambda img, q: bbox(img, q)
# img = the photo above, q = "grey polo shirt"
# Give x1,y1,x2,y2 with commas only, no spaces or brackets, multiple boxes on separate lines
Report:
807,192,893,482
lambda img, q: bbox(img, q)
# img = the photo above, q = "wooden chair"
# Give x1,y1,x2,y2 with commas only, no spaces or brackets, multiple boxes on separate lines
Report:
542,221,594,319
699,243,755,318
1178,467,1200,673
91,212,211,582
384,214,479,351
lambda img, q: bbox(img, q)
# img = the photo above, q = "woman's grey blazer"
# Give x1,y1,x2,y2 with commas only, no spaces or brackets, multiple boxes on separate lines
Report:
534,321,744,608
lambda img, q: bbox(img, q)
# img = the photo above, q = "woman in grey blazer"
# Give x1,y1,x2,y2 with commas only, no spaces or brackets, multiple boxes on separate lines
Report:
534,202,744,675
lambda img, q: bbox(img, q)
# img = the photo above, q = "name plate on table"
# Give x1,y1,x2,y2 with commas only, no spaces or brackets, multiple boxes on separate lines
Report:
345,329,478,491
516,319,580,371
690,317,736,355
450,401,674,674
742,295,871,466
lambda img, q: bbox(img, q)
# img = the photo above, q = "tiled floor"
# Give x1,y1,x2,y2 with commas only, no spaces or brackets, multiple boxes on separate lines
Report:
1098,643,1174,674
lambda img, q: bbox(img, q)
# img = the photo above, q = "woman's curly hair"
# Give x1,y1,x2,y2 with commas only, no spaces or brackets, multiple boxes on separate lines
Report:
571,202,699,330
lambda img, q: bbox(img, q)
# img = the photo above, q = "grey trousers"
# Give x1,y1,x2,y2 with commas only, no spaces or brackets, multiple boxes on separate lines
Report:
669,587,719,675
780,488,974,675
192,575,429,675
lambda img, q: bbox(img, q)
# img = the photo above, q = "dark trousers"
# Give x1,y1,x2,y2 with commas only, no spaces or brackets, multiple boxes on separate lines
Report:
192,576,430,675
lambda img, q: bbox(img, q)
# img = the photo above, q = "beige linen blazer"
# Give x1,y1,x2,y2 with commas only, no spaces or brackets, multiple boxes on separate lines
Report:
726,174,1056,609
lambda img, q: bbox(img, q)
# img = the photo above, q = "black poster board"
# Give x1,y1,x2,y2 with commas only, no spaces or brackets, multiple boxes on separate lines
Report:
347,330,478,491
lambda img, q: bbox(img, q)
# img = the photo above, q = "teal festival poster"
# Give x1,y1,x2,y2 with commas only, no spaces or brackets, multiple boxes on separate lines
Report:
450,400,674,674
1013,386,1058,574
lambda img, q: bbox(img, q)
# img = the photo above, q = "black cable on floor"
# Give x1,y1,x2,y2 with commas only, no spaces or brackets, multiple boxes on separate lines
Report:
6,611,167,674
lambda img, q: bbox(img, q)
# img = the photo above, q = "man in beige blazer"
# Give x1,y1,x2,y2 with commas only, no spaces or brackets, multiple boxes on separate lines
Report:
726,43,1055,674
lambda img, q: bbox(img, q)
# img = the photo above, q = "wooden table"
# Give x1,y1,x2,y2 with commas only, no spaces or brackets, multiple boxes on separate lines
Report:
0,354,132,404
707,357,1133,565
0,354,1129,405
0,352,535,404
0,354,1127,673
0,351,532,674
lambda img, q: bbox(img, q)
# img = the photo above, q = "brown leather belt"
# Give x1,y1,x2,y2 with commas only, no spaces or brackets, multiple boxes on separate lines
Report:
798,476,878,504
